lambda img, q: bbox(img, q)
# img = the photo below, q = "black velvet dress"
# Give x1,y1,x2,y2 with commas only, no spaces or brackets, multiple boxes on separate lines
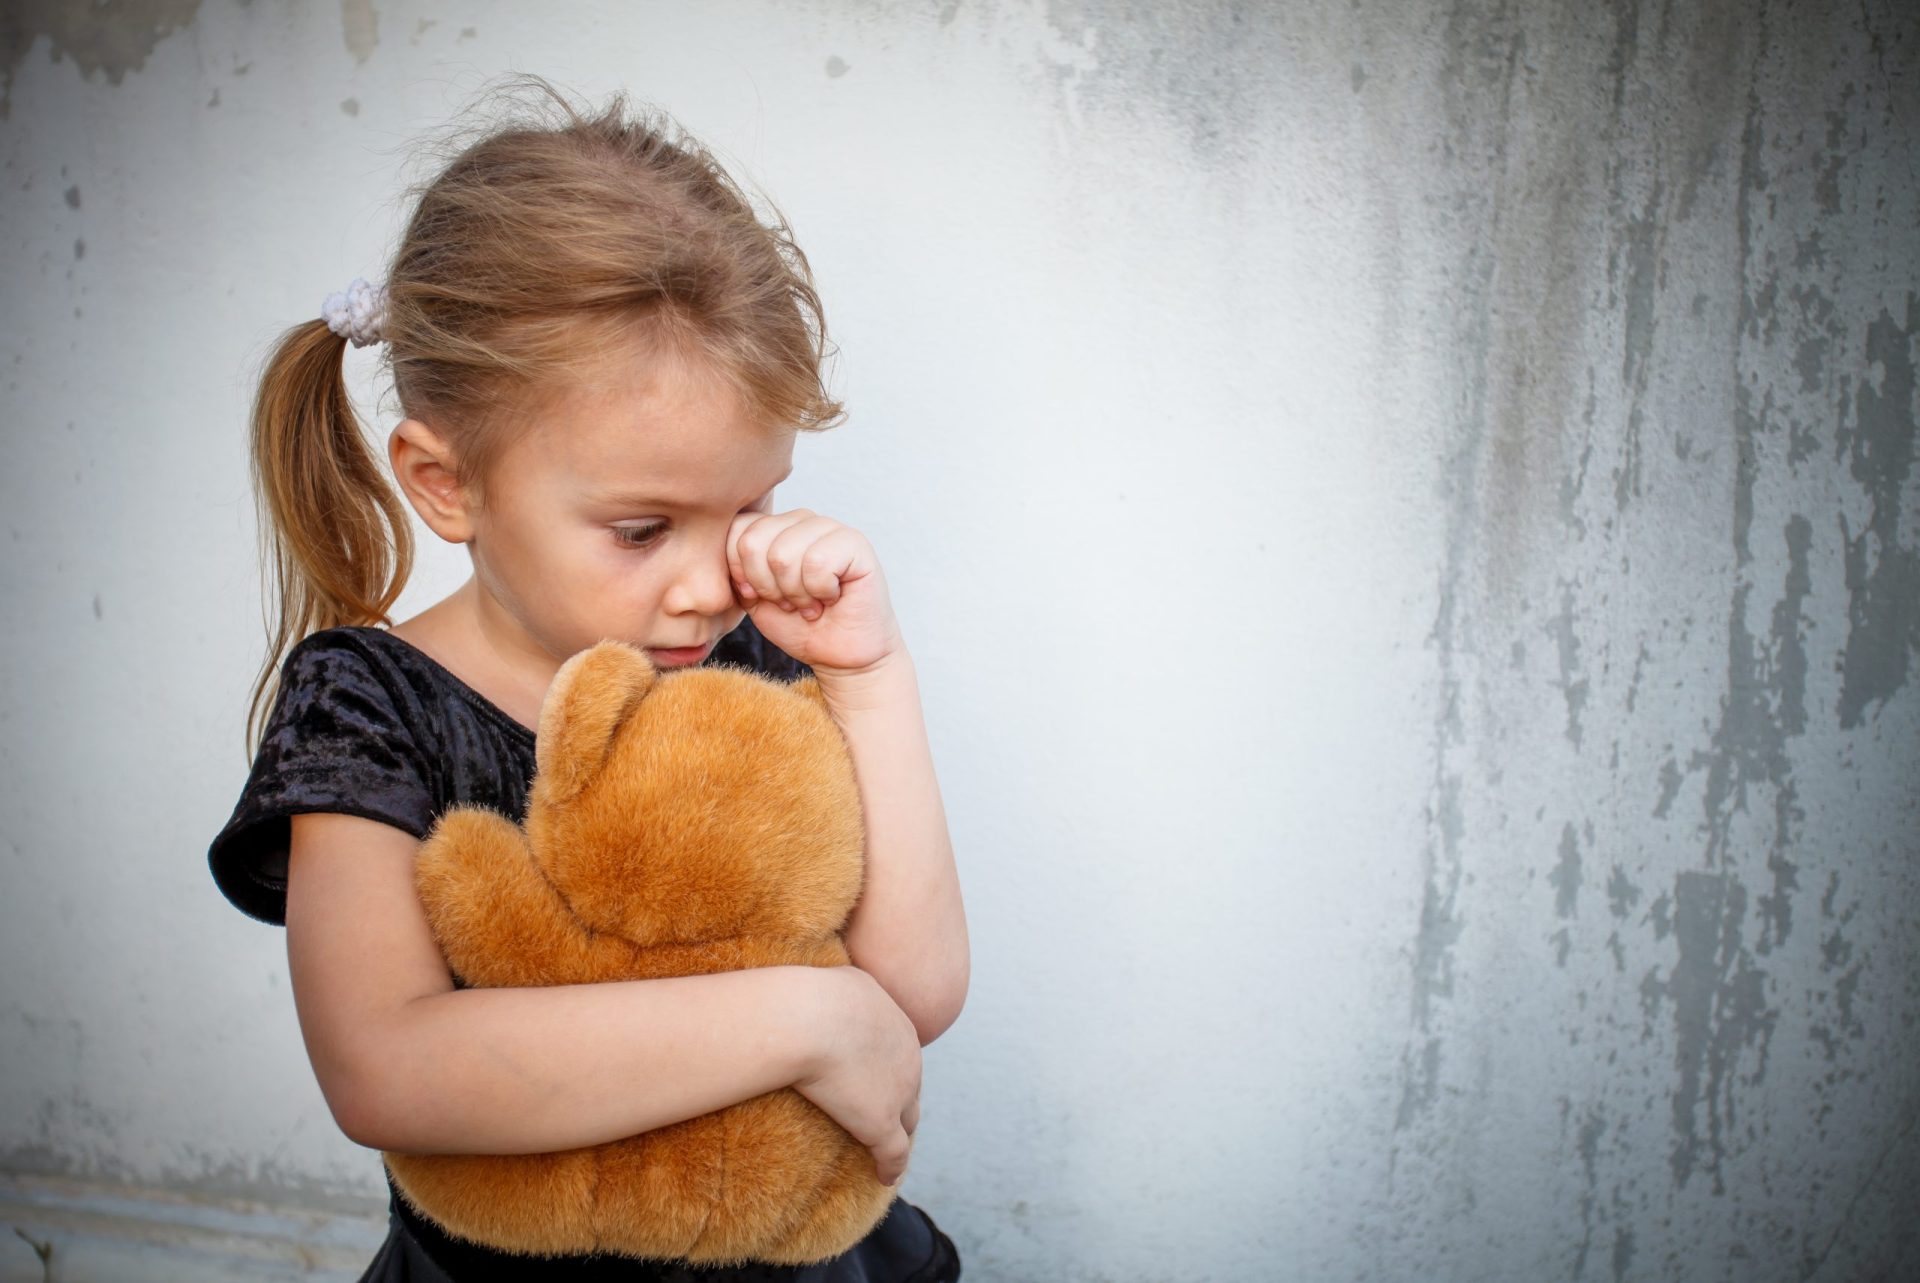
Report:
207,618,961,1283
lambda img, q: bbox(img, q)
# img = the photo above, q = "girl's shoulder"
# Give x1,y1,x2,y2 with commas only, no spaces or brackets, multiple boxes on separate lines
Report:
282,625,538,749
208,626,528,927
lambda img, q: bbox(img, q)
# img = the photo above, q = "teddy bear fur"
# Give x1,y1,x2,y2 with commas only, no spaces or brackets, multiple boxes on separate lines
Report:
381,639,899,1265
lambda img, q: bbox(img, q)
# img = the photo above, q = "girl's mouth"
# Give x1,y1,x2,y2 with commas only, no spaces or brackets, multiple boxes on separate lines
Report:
647,640,714,667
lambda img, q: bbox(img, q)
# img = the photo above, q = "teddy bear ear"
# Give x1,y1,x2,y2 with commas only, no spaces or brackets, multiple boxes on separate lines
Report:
531,640,658,806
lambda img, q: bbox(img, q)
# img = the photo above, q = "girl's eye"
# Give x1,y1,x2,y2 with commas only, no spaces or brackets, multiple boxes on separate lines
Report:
612,523,666,549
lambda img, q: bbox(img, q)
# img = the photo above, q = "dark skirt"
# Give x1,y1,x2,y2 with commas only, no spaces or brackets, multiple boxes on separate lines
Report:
355,1193,961,1283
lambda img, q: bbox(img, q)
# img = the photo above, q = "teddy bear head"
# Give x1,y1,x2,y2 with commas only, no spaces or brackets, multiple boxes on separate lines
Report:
518,640,865,948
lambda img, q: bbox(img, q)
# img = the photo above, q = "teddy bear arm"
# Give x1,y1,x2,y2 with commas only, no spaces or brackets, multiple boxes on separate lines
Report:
416,808,618,987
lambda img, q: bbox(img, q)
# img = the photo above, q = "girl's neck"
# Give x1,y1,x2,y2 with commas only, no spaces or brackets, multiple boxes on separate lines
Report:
385,579,554,736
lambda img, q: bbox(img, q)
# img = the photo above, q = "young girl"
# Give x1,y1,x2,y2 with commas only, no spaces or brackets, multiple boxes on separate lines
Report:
206,76,968,1282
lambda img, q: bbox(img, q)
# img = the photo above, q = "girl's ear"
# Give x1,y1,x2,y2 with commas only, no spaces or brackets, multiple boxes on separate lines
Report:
532,641,658,805
389,418,476,544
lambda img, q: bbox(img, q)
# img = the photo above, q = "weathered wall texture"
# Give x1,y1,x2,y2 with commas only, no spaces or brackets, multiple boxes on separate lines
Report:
0,1,1914,1280
1319,3,1920,1279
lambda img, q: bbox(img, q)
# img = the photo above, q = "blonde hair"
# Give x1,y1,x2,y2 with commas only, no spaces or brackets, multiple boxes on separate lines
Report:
243,74,845,758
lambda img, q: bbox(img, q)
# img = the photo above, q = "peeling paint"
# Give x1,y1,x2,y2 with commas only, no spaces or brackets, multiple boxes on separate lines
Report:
1613,178,1664,512
1808,871,1868,1066
1622,639,1649,712
1606,864,1641,920
1656,872,1779,1193
1835,294,1919,728
1550,580,1592,748
1551,821,1583,918
1652,755,1682,817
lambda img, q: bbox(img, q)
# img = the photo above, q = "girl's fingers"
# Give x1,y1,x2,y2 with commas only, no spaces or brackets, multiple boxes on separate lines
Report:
731,511,869,621
798,532,854,608
778,527,857,615
730,509,814,604
878,1126,912,1186
756,514,845,613
763,516,838,608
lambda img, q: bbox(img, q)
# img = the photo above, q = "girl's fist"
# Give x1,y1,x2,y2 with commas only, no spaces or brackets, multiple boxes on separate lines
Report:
727,509,901,673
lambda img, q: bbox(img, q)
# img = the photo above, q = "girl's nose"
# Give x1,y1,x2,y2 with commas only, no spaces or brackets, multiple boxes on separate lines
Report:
661,540,737,618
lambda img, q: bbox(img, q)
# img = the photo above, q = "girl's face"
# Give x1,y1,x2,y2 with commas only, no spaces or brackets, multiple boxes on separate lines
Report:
464,347,795,670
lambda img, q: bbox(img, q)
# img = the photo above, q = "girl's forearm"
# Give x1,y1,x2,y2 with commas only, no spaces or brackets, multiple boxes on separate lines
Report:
353,966,825,1155
815,647,970,1044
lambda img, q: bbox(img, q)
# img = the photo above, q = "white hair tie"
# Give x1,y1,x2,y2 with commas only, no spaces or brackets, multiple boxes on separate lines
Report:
320,277,388,347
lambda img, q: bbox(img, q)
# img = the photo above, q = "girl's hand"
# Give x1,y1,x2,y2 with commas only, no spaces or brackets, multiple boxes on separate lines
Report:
727,509,903,675
791,965,923,1187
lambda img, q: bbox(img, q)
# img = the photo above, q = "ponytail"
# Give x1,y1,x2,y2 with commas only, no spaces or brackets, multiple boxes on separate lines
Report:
243,320,415,760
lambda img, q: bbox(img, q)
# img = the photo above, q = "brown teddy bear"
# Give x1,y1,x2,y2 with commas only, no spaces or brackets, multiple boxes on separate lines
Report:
382,639,900,1265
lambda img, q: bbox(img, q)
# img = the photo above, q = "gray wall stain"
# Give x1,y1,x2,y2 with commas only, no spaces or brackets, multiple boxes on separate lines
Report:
0,0,203,118
339,0,379,65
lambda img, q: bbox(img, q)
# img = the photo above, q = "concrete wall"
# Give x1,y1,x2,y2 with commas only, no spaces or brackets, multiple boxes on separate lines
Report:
2,2,1914,1280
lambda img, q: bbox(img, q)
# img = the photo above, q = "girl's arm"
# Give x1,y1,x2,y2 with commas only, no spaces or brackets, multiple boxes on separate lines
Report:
286,812,920,1181
814,647,971,1047
726,510,970,1048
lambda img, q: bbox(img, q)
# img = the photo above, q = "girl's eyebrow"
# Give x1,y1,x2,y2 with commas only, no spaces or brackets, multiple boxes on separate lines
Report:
586,465,793,508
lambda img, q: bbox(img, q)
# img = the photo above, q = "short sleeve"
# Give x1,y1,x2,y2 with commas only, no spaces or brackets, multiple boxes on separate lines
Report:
208,634,441,926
